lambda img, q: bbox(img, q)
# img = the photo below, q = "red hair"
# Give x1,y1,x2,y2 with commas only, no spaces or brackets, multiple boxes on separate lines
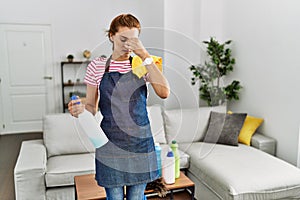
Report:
107,14,141,39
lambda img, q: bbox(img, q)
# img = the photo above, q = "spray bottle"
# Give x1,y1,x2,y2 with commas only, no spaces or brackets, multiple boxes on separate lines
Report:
71,95,108,148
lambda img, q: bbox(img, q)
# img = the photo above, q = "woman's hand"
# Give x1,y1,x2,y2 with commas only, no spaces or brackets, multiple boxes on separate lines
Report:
124,37,170,99
125,38,149,60
68,96,85,117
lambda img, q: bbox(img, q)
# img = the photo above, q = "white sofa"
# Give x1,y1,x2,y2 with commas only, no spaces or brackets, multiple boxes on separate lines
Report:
14,105,300,200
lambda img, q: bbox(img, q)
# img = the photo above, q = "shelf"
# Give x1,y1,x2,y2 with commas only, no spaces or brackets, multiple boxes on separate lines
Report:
61,61,88,112
63,82,86,87
61,61,90,64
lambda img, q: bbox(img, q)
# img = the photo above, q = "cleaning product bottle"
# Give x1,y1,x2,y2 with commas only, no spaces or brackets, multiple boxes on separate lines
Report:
170,140,180,178
71,95,108,148
155,143,162,177
162,148,175,184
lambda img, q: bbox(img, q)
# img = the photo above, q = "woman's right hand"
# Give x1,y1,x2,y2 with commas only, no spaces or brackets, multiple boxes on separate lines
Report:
68,96,85,117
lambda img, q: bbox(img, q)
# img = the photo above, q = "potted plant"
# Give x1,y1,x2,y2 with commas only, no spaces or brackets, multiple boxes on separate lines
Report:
190,37,242,106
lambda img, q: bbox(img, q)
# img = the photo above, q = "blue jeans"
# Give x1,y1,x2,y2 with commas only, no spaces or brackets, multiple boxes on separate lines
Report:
105,183,147,200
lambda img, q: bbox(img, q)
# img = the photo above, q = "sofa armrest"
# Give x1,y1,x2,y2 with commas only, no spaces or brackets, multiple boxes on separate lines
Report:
14,139,47,200
251,133,276,156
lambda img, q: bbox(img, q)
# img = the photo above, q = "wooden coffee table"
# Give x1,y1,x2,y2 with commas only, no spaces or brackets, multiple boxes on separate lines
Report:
74,171,194,200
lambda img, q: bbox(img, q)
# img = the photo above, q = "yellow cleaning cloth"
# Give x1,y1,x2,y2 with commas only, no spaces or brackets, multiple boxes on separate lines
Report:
132,55,163,78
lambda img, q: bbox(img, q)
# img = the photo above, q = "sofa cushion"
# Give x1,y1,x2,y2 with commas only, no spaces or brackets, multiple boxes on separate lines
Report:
239,115,264,145
46,186,74,200
180,142,300,199
228,111,264,146
163,106,226,143
45,153,95,187
147,105,167,144
204,112,246,146
43,114,95,157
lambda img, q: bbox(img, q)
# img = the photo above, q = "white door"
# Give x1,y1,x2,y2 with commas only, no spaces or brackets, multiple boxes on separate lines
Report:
0,24,55,134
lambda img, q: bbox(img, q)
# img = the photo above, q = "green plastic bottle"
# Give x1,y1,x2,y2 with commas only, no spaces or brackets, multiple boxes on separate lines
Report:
170,140,180,178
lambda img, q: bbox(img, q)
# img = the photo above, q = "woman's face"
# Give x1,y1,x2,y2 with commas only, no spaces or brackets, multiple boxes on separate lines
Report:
110,26,139,58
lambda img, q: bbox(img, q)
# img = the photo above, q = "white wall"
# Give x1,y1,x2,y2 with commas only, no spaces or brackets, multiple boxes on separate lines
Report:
163,0,200,109
163,0,223,109
222,0,300,165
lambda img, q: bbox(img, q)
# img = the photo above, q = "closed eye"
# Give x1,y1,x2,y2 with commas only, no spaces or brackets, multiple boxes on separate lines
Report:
120,36,128,42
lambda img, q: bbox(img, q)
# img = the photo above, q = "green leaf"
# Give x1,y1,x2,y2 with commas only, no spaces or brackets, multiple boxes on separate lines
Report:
189,37,242,106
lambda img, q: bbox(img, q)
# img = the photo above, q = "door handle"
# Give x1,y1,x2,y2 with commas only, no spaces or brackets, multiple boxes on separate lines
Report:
44,76,53,80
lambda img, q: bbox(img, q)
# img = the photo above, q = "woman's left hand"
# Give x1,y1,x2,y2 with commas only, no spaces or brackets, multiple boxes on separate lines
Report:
125,38,149,60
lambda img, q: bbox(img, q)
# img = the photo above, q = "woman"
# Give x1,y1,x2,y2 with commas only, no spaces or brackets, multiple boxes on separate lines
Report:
69,14,169,200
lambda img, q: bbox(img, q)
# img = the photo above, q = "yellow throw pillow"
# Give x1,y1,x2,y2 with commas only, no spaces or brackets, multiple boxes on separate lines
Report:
228,111,264,145
132,55,162,78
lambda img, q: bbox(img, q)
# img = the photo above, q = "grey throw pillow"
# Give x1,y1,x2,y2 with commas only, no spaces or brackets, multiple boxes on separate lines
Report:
203,111,247,146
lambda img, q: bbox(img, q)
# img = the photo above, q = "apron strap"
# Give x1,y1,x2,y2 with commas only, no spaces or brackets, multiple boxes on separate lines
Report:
105,56,112,72
105,55,133,72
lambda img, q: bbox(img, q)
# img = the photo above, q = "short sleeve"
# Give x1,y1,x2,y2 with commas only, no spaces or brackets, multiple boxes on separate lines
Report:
84,58,106,87
84,61,97,86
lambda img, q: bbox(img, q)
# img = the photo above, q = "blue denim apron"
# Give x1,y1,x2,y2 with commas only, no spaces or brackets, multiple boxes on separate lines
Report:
95,56,159,188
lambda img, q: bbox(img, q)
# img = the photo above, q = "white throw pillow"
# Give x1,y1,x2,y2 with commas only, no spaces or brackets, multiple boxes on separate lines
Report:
43,114,95,158
163,106,226,143
147,105,167,144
